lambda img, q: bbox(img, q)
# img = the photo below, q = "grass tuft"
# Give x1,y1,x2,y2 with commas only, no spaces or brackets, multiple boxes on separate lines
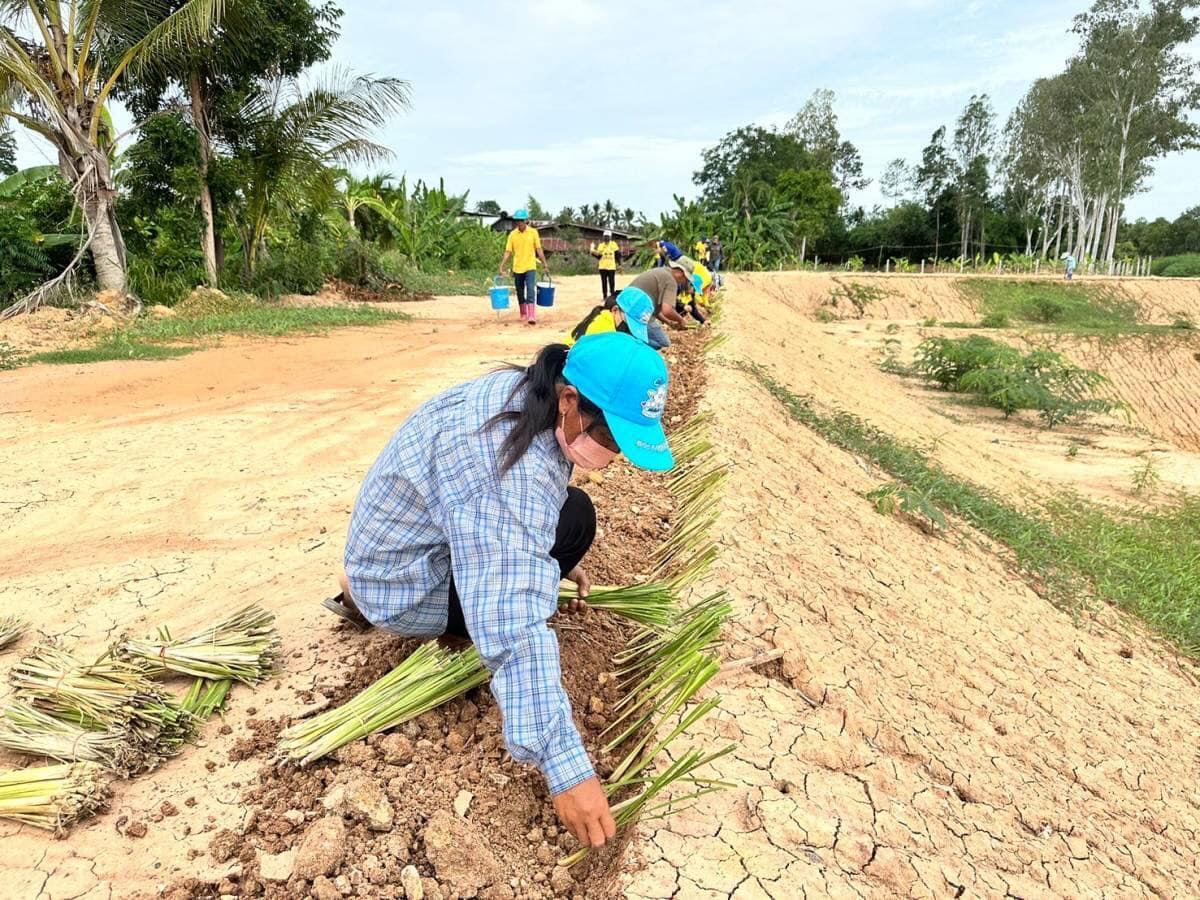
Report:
24,306,408,367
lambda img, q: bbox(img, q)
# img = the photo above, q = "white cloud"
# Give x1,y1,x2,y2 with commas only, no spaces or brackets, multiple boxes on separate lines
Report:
451,135,708,182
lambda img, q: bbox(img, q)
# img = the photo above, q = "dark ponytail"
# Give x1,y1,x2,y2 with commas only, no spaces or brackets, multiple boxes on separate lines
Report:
486,343,603,475
569,292,621,342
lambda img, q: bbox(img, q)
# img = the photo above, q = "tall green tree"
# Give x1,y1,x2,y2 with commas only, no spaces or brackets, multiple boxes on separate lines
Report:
694,125,813,218
952,94,995,258
915,126,956,259
1068,0,1200,263
230,72,410,277
0,0,224,307
475,199,502,215
786,88,869,193
118,0,342,285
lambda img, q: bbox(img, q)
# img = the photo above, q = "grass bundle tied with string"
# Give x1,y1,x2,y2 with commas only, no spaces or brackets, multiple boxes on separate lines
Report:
0,702,146,774
277,643,489,766
0,616,26,651
121,604,279,684
10,644,194,758
0,762,109,832
558,581,677,629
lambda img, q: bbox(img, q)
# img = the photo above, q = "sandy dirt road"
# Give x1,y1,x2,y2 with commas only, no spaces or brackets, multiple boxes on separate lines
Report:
0,276,623,898
2,272,1200,899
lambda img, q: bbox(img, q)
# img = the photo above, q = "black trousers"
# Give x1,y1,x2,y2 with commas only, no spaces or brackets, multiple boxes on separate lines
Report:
445,487,596,639
600,269,616,298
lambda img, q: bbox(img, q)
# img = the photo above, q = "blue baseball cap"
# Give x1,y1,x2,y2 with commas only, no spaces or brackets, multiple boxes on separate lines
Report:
614,286,655,345
513,208,529,221
563,333,673,471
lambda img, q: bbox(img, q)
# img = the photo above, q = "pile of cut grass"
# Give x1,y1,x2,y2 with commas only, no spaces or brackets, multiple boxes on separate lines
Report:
743,361,1200,655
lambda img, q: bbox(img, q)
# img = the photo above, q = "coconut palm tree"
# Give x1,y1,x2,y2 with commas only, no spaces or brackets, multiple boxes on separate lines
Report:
0,0,224,310
231,71,410,277
338,171,391,235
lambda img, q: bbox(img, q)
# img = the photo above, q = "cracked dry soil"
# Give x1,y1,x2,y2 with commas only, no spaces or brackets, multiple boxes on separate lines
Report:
619,275,1200,899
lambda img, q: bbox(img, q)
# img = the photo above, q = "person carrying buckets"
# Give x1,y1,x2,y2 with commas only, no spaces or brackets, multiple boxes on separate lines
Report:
565,286,656,347
590,230,621,299
328,332,673,850
499,209,549,325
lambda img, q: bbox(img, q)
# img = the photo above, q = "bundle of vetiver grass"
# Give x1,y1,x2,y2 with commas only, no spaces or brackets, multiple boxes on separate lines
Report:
277,643,490,766
0,702,146,774
121,604,279,685
0,616,26,651
0,762,109,832
557,581,677,629
9,644,194,759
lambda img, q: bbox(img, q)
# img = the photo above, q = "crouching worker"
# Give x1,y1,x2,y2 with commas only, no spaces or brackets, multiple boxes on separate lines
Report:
565,286,656,347
326,333,674,849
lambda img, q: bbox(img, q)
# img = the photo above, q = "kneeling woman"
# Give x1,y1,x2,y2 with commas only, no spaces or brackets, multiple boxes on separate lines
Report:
565,285,656,346
330,333,673,850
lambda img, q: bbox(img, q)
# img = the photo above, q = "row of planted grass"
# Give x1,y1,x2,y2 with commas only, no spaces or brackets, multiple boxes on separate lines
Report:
24,304,409,366
742,361,1200,655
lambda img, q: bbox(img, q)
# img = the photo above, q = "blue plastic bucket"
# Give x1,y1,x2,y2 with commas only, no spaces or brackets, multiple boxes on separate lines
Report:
536,275,555,307
489,276,510,310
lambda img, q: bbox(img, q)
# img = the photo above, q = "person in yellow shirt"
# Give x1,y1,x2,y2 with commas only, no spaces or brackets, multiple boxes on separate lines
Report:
565,286,656,347
693,238,708,266
590,230,621,299
499,208,549,325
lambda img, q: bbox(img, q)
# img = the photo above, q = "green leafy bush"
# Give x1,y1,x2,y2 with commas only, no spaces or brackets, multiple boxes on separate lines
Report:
868,483,947,531
1151,254,1200,278
912,335,1119,426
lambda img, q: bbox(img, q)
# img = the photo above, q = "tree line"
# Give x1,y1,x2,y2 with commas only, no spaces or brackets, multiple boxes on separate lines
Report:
658,0,1200,272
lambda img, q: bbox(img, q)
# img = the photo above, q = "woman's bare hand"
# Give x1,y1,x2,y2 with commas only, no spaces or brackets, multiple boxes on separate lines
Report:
565,566,591,613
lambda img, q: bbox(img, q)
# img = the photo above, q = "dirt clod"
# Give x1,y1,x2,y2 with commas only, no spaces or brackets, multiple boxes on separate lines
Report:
295,816,346,879
400,865,424,899
424,809,504,896
322,775,394,832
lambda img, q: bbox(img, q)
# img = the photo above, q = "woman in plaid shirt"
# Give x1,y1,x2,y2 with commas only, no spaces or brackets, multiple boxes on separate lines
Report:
327,333,673,850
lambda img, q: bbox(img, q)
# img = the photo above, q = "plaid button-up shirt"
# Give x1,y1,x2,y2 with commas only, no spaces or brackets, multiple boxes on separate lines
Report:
344,369,593,795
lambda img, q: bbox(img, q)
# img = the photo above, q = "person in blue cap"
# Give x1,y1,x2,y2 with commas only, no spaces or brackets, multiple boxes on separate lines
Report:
565,286,656,347
327,333,672,851
499,209,549,324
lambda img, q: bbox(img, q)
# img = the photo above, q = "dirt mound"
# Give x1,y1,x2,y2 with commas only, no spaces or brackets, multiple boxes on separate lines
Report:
0,305,122,354
738,271,1200,328
620,334,1200,897
1046,331,1200,452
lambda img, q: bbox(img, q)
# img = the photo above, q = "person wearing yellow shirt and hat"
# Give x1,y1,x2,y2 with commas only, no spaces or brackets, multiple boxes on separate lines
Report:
499,208,549,325
565,286,656,347
590,230,621,300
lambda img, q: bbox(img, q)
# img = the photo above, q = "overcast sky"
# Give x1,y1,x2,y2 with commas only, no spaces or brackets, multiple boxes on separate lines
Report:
13,0,1200,221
